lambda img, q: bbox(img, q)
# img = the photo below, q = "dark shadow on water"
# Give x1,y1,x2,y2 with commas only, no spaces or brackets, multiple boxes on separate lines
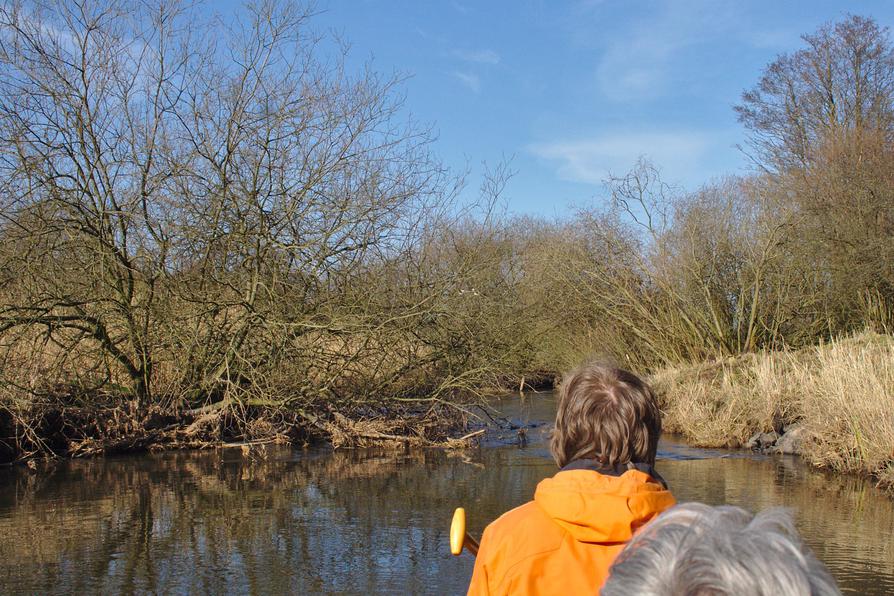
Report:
0,394,891,595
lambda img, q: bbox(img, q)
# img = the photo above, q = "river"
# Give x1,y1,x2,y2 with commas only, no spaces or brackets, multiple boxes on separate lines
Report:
0,394,892,594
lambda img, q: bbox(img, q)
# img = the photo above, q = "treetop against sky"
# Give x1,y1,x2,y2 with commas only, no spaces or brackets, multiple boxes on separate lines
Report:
212,1,894,215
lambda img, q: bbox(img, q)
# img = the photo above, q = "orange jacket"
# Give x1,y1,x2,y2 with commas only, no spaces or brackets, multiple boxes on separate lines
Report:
467,466,675,596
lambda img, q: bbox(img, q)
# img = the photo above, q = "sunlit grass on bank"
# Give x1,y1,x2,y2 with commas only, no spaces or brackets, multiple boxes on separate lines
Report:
652,332,894,490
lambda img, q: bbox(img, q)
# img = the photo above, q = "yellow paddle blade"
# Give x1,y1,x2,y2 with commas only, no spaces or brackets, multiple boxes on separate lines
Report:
450,507,466,556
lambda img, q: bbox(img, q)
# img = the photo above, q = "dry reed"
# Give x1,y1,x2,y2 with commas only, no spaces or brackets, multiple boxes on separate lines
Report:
652,332,894,489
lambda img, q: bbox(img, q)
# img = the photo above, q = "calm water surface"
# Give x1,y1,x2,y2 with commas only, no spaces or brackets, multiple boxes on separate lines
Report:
0,394,892,595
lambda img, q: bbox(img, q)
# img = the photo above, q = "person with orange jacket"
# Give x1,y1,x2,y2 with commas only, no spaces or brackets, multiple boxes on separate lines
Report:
467,363,676,596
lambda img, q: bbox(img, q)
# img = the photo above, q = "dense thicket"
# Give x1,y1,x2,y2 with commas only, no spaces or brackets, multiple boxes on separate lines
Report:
0,0,529,456
0,5,892,460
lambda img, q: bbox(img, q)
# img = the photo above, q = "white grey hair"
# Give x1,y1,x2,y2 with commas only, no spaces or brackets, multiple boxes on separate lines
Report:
601,503,841,596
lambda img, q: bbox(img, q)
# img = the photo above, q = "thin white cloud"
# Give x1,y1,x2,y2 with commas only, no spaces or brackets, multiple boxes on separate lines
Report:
452,70,481,93
6,6,151,79
6,7,80,52
580,0,793,102
594,2,729,102
452,48,501,65
528,131,716,186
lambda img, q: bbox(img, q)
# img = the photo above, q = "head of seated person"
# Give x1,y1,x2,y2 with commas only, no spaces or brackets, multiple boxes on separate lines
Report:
601,503,841,596
551,363,662,474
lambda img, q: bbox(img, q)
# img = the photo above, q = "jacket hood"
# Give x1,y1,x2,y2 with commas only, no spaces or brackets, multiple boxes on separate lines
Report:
533,468,675,544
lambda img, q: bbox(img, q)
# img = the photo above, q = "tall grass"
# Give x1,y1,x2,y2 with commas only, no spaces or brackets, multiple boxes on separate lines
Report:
652,332,894,489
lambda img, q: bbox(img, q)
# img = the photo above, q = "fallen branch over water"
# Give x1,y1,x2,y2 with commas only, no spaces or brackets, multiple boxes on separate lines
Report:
457,429,487,441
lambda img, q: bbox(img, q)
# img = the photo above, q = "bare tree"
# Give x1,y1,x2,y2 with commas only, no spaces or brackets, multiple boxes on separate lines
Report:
0,0,198,406
736,14,894,172
0,0,451,419
737,15,894,333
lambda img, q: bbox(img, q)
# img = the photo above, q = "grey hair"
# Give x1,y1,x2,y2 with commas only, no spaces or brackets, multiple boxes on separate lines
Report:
601,503,841,596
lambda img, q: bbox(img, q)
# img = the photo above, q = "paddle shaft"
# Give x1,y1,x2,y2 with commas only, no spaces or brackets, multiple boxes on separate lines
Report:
464,533,480,556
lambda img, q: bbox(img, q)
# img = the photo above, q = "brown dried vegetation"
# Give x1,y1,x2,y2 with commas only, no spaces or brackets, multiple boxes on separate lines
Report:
0,5,892,482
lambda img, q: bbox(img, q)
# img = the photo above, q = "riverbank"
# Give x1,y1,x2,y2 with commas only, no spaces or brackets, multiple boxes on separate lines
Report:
652,332,894,491
0,398,484,465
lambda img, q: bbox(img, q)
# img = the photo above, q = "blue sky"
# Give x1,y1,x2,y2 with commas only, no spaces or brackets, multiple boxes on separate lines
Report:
229,1,894,216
